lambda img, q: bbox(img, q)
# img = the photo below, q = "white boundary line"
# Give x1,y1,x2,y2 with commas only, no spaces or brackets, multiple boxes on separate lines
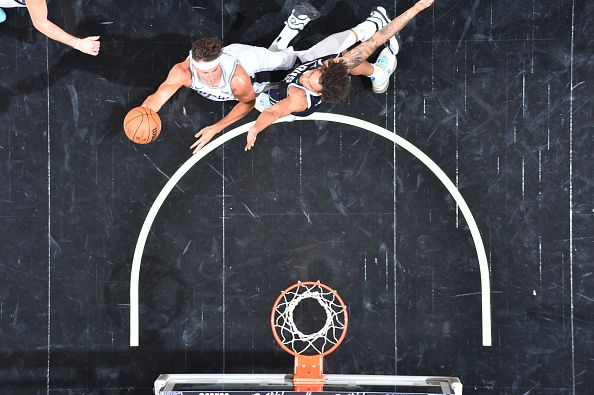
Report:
129,113,492,347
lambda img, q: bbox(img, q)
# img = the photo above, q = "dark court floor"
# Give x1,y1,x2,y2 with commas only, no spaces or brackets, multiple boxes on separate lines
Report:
0,0,593,394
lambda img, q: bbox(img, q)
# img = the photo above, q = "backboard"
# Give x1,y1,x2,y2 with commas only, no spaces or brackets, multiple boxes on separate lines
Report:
153,373,463,395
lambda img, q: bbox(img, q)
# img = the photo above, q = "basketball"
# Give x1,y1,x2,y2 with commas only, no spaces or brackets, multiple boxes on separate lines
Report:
123,107,161,144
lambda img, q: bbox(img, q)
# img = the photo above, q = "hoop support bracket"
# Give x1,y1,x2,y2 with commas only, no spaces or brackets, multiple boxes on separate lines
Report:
294,355,324,391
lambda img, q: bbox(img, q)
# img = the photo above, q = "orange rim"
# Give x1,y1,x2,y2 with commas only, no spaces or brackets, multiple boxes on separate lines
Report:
270,281,348,357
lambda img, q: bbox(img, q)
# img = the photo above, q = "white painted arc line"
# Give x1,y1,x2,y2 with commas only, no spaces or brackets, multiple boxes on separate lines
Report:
129,113,492,347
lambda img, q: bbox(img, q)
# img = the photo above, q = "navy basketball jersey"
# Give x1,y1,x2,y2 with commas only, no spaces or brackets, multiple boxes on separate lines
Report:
268,53,340,117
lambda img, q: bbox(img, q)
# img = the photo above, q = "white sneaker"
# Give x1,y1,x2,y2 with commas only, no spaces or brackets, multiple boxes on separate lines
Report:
255,92,273,112
388,33,402,56
371,47,397,94
365,6,390,33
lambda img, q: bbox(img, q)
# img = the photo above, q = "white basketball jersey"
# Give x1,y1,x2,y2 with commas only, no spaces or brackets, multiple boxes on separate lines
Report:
188,50,239,102
188,43,297,102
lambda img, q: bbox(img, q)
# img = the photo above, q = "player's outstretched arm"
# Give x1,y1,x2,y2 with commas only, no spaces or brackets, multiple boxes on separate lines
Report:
26,0,100,56
244,87,308,151
342,0,434,69
142,64,187,113
191,66,257,154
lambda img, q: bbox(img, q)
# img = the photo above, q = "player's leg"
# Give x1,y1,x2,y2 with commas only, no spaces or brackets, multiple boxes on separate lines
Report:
351,6,392,42
369,34,400,93
348,34,401,94
295,6,390,63
269,2,320,51
225,43,299,76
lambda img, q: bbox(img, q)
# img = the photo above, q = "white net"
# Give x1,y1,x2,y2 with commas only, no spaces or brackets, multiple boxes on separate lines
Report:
272,282,347,355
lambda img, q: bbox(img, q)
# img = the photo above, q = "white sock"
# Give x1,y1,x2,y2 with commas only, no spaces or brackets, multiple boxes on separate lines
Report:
352,21,379,42
270,24,301,51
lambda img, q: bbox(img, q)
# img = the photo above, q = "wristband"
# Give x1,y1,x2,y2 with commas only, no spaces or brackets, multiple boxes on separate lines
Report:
74,38,81,50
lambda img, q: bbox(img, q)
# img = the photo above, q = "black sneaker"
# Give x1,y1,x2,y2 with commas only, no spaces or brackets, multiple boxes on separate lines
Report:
286,2,321,31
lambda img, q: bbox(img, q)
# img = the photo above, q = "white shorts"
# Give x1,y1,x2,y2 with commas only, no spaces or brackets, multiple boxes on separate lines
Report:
224,44,297,77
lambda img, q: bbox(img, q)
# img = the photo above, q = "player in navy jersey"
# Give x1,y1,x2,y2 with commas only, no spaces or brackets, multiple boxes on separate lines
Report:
188,5,395,154
244,0,435,152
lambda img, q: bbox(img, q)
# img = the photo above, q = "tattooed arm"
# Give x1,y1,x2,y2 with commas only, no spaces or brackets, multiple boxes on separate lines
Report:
341,0,434,69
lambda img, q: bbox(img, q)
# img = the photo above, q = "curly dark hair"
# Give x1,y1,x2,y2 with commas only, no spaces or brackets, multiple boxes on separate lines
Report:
191,37,223,62
319,60,351,103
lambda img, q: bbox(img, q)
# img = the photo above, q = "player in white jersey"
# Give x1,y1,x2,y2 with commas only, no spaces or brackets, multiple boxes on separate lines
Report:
0,0,100,55
141,2,395,154
141,3,322,153
244,0,434,152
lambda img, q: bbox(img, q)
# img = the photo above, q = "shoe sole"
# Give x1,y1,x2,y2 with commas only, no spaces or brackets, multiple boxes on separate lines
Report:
366,6,390,31
372,48,397,93
293,2,320,20
372,63,397,93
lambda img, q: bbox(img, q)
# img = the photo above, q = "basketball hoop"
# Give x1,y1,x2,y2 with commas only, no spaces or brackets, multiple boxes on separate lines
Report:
155,280,463,395
271,281,348,391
